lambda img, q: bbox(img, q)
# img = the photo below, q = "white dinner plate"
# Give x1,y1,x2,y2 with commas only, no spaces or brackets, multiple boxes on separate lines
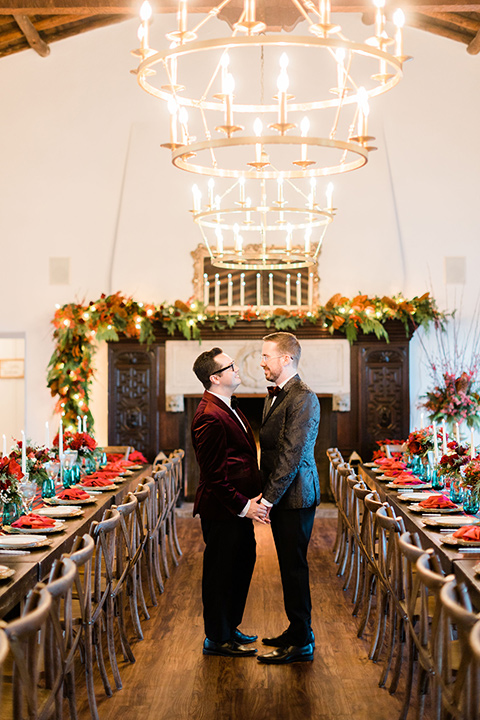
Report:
78,482,118,492
0,534,48,549
363,462,377,468
0,565,15,580
442,534,480,547
397,492,442,502
422,516,480,528
386,482,432,490
4,520,65,534
44,494,96,505
35,506,84,518
408,504,460,514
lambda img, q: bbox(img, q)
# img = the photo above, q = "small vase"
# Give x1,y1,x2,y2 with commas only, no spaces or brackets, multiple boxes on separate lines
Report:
462,488,480,515
431,468,445,491
2,501,21,526
63,467,75,489
41,477,56,499
449,478,464,504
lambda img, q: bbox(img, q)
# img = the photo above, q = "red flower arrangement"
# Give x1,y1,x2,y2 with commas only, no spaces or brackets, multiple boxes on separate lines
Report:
461,457,480,490
0,456,23,504
421,371,480,430
406,426,442,456
53,431,97,455
437,440,470,479
372,438,405,462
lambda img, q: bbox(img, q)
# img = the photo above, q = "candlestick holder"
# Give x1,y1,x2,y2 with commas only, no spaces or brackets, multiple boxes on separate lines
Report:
215,123,244,137
292,159,316,169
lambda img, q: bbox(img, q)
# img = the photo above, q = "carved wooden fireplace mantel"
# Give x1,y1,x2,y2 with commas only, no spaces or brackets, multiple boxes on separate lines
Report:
108,319,414,500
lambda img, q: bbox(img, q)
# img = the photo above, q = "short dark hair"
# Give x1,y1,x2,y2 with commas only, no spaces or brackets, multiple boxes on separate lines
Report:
263,332,301,367
193,347,224,390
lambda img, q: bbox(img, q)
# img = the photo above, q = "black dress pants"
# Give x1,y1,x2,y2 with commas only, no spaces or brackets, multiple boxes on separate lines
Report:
201,515,256,643
270,504,316,646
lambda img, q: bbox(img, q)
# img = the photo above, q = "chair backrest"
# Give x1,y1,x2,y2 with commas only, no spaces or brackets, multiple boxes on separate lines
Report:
153,451,168,472
383,444,405,458
439,579,480,719
101,445,132,460
375,505,405,595
0,627,8,707
90,508,121,607
2,585,52,720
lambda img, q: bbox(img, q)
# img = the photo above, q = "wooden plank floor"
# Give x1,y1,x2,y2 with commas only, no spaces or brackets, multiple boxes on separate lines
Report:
76,510,423,720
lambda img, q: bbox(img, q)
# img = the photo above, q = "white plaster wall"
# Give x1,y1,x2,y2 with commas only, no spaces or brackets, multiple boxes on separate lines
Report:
0,15,479,445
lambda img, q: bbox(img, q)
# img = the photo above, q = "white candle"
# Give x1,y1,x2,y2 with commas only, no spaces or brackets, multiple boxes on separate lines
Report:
286,275,291,306
455,422,460,444
45,421,50,448
77,416,82,433
21,430,26,475
308,273,314,309
59,420,63,458
214,274,220,311
433,421,439,462
2,434,6,457
269,273,274,309
442,419,447,455
240,273,245,308
227,274,233,307
420,413,424,429
471,428,475,459
256,273,261,307
83,416,87,434
203,273,209,306
296,273,302,306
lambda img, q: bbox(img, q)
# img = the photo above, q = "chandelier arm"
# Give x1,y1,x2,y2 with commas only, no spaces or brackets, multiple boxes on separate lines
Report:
190,0,236,35
329,49,354,140
197,16,244,107
302,0,321,21
199,224,215,260
312,223,329,260
289,0,315,27
198,105,219,169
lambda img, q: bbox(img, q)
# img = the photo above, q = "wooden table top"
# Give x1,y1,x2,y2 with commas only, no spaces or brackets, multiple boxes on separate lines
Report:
0,465,152,619
359,464,480,606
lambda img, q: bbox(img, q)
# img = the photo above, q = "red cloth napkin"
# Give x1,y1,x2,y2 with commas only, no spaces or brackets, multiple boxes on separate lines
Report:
392,473,424,485
80,476,115,487
453,525,480,540
11,514,56,529
128,450,147,463
418,494,457,509
58,487,91,500
106,453,124,462
86,471,119,480
103,462,128,473
377,458,406,469
385,468,411,477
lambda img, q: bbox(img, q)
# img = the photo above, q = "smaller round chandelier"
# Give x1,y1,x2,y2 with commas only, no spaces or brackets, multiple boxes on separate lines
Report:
191,176,334,269
131,0,410,180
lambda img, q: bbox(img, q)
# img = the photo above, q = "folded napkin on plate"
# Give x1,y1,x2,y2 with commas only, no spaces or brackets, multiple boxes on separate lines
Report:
58,487,91,500
453,525,480,540
377,458,406,469
385,468,411,477
418,494,457,509
106,453,124,462
392,473,423,485
81,476,115,487
86,471,118,480
128,450,147,463
11,514,56,529
103,462,127,473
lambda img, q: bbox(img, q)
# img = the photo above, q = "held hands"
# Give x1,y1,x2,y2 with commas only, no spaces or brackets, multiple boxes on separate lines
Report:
245,493,270,524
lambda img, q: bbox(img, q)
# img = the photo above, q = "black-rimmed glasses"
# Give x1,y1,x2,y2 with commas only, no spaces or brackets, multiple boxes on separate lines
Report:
215,361,236,374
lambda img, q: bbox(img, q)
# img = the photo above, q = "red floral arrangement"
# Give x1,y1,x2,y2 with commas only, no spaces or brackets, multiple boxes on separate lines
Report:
128,450,148,463
461,457,480,489
437,440,470,479
372,438,405,461
9,440,53,485
421,371,480,429
53,431,97,455
0,456,23,503
406,426,442,456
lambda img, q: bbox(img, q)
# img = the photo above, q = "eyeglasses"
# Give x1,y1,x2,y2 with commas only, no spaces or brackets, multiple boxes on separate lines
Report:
260,354,291,362
214,361,236,374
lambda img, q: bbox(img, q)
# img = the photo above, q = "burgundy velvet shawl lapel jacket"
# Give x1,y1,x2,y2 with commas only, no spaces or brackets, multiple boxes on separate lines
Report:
260,374,320,510
192,391,261,521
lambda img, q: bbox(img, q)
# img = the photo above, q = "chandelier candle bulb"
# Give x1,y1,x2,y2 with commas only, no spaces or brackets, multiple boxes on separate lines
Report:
269,273,274,309
393,9,405,57
139,1,152,49
277,175,284,204
239,177,246,204
374,0,385,39
203,273,210,305
214,274,220,311
240,273,245,307
308,272,313,308
286,274,291,306
256,273,261,306
192,185,201,213
179,0,188,34
301,117,309,162
221,53,229,94
356,87,369,138
224,73,235,127
227,274,233,307
254,118,263,163
296,273,302,306
168,97,178,144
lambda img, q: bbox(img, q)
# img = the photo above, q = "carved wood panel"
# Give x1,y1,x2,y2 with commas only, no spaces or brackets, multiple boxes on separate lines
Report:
108,344,159,461
358,345,409,458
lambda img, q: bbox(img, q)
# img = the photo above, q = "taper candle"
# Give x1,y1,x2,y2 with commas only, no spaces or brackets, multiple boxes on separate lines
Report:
45,421,50,448
442,419,447,455
21,430,26,475
2,434,6,457
83,416,87,434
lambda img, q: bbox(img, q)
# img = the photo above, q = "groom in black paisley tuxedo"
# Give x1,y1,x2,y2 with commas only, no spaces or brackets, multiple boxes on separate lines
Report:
257,332,320,665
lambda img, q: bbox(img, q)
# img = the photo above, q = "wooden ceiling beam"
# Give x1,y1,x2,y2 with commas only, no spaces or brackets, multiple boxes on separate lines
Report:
409,11,474,41
0,0,480,15
13,14,50,55
418,9,480,28
467,25,480,50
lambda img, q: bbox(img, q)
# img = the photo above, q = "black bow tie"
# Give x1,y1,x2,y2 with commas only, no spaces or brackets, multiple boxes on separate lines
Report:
231,396,239,410
267,386,281,397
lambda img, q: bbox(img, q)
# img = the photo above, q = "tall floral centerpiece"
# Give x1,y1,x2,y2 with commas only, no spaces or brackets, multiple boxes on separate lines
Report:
459,457,480,513
53,430,98,477
406,426,440,457
9,441,53,487
0,456,24,524
421,371,480,431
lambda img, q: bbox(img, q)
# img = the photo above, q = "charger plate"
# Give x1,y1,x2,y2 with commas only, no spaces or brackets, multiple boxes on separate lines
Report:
78,482,118,492
422,516,480,528
35,506,83,518
0,565,15,580
397,492,442,503
0,534,50,549
3,520,65,534
442,534,480,547
43,495,96,506
408,504,459,514
363,462,376,468
386,482,432,490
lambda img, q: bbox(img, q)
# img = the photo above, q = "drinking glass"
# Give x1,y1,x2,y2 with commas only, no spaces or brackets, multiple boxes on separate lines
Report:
61,450,78,488
18,475,37,514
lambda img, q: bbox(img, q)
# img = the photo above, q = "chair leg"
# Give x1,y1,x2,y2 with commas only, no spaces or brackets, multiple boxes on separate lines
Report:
353,557,367,618
105,595,123,690
93,618,113,698
171,505,183,558
342,534,355,592
160,524,171,579
358,569,376,639
379,601,397,688
370,588,388,662
389,616,405,695
398,631,415,720
83,623,101,720
167,515,179,567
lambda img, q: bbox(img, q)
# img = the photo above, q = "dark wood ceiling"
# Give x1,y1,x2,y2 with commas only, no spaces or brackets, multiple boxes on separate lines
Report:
1,0,480,59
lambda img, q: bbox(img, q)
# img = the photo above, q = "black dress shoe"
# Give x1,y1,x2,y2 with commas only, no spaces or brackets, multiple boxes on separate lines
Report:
233,628,258,644
257,643,314,665
203,638,257,657
262,631,315,649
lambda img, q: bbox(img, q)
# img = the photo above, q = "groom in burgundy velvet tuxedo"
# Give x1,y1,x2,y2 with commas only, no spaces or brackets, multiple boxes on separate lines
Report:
191,347,268,658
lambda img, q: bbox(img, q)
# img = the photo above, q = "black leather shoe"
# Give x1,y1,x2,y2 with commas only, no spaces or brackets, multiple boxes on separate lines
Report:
262,631,315,649
233,628,258,644
257,643,314,664
203,638,257,657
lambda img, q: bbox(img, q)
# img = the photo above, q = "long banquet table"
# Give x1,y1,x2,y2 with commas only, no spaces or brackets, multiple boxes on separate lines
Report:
359,463,480,608
0,464,152,618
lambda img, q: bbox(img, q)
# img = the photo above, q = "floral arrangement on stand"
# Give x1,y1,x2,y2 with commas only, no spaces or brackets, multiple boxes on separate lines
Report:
406,426,443,457
372,438,405,462
0,456,23,505
421,371,480,431
47,291,443,431
461,458,480,495
9,441,53,487
437,440,470,480
53,431,97,457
